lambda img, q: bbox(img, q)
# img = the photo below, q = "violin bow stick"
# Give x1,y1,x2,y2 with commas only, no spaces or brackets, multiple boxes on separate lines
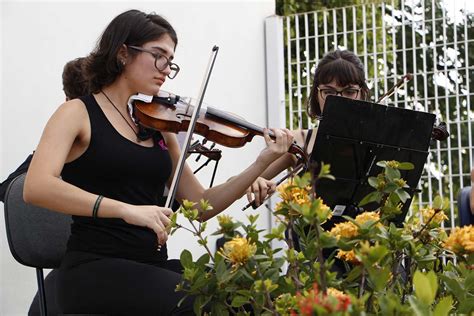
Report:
165,46,220,208
377,73,413,104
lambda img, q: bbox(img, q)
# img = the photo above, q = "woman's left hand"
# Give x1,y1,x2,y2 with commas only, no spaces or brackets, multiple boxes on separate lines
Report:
256,128,294,166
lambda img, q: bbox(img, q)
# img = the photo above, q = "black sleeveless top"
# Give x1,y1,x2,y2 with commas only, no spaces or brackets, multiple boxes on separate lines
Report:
62,94,172,263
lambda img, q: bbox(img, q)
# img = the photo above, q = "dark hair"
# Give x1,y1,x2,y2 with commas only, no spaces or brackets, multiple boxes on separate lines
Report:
85,10,178,93
62,57,89,100
307,50,369,118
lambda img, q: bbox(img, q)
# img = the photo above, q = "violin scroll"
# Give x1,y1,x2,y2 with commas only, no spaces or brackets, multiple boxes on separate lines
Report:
432,121,449,141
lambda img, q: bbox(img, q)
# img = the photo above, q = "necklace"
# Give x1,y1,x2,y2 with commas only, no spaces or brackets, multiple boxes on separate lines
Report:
101,90,141,143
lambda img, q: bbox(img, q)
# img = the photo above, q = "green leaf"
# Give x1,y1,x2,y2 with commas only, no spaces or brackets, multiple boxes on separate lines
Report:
398,162,414,170
395,188,411,203
439,274,465,301
368,176,379,188
433,296,453,316
464,273,474,291
359,191,382,206
385,167,401,181
367,267,391,292
236,289,252,298
413,270,438,305
196,253,210,266
432,196,443,210
210,302,229,316
408,296,430,316
180,250,193,269
215,259,226,281
458,298,474,314
319,231,338,248
231,295,249,307
193,295,207,316
383,182,399,193
376,161,387,167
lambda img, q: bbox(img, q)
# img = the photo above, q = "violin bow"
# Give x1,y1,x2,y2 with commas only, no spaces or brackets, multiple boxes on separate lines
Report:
377,73,413,104
165,46,220,209
241,161,306,211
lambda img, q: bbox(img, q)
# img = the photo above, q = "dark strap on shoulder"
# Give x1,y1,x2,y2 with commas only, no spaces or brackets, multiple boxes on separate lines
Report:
304,129,313,152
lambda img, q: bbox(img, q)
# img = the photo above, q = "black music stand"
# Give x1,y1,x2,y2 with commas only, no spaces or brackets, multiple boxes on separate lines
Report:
311,96,435,226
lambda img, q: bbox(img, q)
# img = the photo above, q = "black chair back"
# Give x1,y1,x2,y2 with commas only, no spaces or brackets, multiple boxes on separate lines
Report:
4,173,72,316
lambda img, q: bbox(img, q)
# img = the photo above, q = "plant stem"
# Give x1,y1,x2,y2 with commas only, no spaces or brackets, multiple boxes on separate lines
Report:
188,219,215,262
285,219,304,291
359,268,366,299
175,223,196,235
413,208,442,238
313,221,327,293
253,264,278,315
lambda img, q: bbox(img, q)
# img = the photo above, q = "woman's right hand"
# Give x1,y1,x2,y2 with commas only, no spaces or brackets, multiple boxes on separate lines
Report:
121,205,173,246
246,177,276,207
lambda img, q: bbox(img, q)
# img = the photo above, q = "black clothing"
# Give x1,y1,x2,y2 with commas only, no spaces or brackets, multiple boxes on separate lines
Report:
57,94,193,314
0,153,33,202
58,251,191,315
62,94,172,263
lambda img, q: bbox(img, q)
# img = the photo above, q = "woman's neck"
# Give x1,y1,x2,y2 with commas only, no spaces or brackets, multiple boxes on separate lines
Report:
100,80,134,107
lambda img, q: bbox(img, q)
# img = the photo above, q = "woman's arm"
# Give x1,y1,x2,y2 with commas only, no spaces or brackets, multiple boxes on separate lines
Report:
24,100,172,245
164,128,294,221
257,129,308,179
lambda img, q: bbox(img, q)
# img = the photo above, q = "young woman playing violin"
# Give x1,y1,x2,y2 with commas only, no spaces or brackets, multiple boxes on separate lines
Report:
23,9,293,315
247,49,370,207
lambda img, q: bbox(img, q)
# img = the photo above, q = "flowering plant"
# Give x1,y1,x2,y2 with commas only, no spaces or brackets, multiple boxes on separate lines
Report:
171,161,474,315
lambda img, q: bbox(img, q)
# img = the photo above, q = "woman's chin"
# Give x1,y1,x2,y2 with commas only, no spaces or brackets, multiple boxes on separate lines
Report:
140,87,161,96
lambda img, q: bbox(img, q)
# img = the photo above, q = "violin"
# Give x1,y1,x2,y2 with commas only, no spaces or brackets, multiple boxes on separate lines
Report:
132,92,308,163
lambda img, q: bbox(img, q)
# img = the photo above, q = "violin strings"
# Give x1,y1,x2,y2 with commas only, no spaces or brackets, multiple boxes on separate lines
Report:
101,90,141,142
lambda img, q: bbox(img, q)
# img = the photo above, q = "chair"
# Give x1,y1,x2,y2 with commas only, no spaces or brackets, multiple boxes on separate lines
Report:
4,173,71,316
457,186,474,226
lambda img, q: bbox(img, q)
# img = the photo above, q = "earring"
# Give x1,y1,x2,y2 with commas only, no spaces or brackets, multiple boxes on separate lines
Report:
121,59,126,66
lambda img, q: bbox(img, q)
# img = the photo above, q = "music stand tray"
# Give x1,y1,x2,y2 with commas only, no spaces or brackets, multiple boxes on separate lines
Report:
310,96,436,225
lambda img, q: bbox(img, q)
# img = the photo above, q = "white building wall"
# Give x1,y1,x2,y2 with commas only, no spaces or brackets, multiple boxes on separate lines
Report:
0,1,275,314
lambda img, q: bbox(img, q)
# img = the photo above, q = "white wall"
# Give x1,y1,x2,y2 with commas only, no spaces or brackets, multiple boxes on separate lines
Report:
1,1,275,314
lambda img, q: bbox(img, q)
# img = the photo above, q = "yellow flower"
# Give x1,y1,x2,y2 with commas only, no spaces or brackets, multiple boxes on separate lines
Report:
275,180,312,215
386,160,400,168
220,237,257,266
355,211,380,225
217,214,234,232
280,182,311,203
329,222,358,239
421,207,448,226
394,178,407,187
336,249,360,264
443,225,474,255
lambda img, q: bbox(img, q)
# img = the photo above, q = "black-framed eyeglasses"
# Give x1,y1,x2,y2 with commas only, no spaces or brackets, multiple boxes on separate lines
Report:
128,45,180,79
317,86,361,100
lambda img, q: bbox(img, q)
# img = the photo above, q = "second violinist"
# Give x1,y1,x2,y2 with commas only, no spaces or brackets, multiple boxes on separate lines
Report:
23,9,294,314
246,49,370,206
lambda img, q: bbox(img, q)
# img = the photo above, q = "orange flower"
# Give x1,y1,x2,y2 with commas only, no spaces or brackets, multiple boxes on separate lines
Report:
336,249,360,264
444,225,474,255
329,211,381,240
293,283,351,315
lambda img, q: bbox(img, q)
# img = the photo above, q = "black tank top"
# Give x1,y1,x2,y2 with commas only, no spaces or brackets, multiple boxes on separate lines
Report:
62,94,172,263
